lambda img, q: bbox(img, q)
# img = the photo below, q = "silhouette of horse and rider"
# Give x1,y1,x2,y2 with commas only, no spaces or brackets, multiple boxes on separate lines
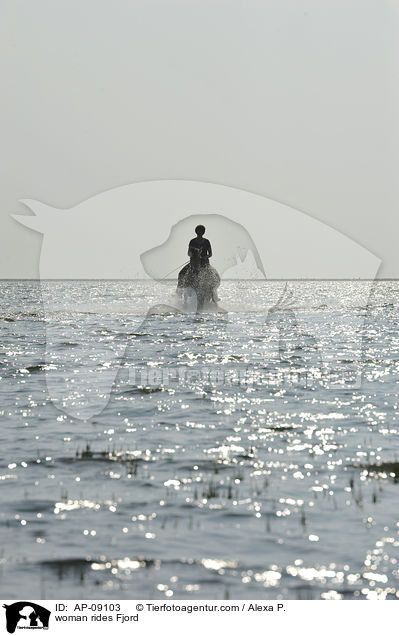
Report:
176,224,220,309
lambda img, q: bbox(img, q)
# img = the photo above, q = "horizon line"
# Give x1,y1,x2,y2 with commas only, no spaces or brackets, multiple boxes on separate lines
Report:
0,278,397,282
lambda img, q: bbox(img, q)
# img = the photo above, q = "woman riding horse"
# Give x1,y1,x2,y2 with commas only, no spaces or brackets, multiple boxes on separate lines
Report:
177,225,220,307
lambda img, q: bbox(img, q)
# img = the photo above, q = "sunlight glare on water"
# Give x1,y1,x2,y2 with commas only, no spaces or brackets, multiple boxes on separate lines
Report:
1,280,399,599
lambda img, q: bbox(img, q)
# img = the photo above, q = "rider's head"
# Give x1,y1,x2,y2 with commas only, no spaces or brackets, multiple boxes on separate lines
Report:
195,225,205,237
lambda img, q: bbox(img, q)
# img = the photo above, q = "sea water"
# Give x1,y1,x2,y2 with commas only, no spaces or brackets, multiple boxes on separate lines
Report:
0,280,399,600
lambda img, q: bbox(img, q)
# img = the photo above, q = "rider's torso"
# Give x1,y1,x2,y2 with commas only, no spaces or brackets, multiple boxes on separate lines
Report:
189,237,211,266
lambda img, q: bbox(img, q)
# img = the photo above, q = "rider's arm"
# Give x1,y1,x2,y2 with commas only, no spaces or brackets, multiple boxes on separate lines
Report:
207,240,212,258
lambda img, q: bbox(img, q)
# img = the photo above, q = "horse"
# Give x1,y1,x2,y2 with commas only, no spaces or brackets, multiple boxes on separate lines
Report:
177,249,221,310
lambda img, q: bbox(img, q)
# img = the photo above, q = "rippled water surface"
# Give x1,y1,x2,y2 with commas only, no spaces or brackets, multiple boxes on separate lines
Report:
1,280,399,600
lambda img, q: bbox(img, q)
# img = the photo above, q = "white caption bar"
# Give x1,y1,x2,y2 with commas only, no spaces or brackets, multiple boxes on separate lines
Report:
0,599,396,635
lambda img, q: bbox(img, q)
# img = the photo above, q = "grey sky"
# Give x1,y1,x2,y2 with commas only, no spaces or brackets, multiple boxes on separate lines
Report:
1,0,398,277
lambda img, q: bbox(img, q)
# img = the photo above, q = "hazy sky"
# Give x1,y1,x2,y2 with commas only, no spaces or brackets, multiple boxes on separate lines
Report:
1,0,398,277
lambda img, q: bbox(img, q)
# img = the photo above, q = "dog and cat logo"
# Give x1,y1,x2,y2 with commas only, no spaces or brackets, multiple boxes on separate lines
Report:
2,603,50,633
